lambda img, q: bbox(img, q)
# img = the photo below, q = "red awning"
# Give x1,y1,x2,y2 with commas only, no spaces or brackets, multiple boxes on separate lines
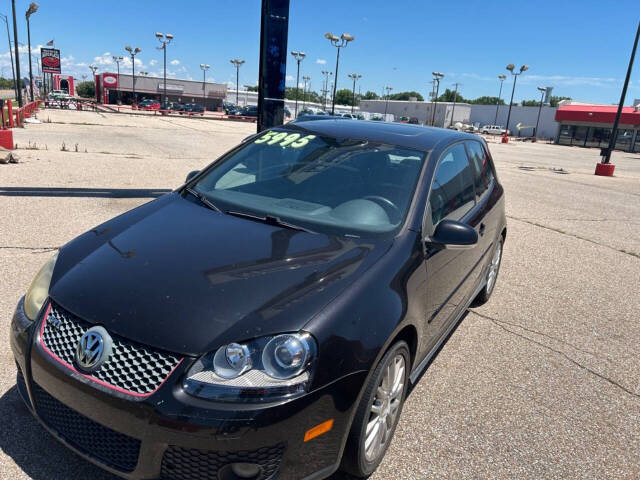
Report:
555,105,640,125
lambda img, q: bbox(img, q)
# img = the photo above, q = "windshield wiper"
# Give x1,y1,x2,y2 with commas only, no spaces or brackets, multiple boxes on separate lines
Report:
226,210,315,233
185,187,221,212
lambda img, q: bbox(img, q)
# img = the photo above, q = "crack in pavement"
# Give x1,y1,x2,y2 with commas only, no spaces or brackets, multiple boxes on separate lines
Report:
0,246,58,253
470,310,640,401
507,215,640,259
470,310,611,363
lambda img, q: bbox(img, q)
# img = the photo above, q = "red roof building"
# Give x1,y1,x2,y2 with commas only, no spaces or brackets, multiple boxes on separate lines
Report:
555,103,640,152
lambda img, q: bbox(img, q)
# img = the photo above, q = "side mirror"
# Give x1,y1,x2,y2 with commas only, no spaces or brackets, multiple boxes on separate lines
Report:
426,219,478,250
185,170,200,182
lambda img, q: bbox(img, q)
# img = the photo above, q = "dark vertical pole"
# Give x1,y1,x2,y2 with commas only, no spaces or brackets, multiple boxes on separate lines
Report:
604,21,639,163
431,79,440,126
11,0,22,106
235,65,239,105
257,0,290,132
331,47,340,115
163,45,167,104
26,18,34,101
505,75,518,137
351,76,356,114
450,83,459,127
534,90,544,139
116,62,120,102
131,55,136,104
494,79,504,125
294,60,300,117
2,16,17,101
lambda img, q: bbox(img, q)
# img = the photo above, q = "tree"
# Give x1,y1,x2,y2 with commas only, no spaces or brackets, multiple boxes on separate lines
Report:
361,90,379,100
388,91,424,101
334,88,355,106
247,85,258,92
76,81,95,98
470,96,504,105
549,95,571,107
436,88,466,103
521,99,541,107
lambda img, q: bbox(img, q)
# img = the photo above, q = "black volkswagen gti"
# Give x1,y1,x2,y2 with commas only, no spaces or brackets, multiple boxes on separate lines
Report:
10,120,506,480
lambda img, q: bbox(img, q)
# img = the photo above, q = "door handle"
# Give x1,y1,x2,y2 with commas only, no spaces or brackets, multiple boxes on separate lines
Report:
478,223,486,236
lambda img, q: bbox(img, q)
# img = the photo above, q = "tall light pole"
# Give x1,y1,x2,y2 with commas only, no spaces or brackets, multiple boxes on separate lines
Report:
0,14,17,101
155,32,173,104
348,73,361,114
430,72,444,126
321,70,332,110
200,64,210,107
290,51,305,117
125,45,141,104
11,0,22,106
230,59,245,105
449,82,461,127
325,32,354,115
88,65,98,76
25,2,38,102
494,74,507,125
503,63,529,142
534,86,547,140
112,55,123,102
302,75,310,109
384,86,393,119
602,21,639,167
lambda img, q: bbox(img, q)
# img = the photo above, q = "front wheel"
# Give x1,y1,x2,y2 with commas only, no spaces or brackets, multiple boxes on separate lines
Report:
341,341,410,478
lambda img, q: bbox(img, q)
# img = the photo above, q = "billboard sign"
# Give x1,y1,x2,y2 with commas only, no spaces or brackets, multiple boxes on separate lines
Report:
102,73,118,88
41,48,61,74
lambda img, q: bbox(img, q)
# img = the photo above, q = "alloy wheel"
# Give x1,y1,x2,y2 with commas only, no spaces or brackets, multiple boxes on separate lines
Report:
486,240,502,295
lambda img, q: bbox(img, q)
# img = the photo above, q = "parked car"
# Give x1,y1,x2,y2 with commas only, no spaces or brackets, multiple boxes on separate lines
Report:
239,105,258,117
137,99,161,111
160,101,183,111
11,120,505,480
181,103,205,115
480,124,508,135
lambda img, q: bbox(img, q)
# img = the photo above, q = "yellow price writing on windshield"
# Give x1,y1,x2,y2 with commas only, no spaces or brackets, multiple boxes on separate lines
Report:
254,131,316,149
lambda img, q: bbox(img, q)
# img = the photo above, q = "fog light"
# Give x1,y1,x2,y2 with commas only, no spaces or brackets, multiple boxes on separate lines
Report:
230,463,261,478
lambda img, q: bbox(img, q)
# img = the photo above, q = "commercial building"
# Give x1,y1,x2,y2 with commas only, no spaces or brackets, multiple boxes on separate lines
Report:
358,99,471,127
94,73,227,110
555,101,640,153
469,104,558,139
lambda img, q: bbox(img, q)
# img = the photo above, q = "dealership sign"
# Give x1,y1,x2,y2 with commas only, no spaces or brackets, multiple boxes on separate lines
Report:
41,48,61,74
103,73,118,88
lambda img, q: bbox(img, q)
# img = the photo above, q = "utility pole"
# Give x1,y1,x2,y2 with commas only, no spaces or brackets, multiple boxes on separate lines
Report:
0,14,18,102
449,82,461,127
11,0,22,106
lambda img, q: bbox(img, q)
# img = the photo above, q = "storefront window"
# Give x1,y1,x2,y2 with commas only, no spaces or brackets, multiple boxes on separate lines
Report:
633,131,640,153
615,129,633,152
572,126,588,146
585,127,611,148
558,125,573,145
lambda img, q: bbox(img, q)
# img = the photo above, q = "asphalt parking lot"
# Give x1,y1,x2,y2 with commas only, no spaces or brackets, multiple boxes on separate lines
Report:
1,109,639,479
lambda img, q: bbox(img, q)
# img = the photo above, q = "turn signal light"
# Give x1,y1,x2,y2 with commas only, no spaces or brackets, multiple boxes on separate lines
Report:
303,419,334,442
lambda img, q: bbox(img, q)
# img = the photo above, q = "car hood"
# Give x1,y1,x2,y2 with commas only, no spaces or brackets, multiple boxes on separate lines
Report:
50,193,391,356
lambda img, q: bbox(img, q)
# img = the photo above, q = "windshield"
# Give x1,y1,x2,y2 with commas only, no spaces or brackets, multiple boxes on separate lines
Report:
191,128,427,237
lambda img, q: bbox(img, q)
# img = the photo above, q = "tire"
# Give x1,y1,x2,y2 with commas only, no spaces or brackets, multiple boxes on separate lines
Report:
474,236,503,305
340,341,410,478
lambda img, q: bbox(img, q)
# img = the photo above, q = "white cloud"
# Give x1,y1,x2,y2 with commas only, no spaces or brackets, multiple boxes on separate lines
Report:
316,59,326,65
149,59,158,66
170,59,180,66
286,74,294,81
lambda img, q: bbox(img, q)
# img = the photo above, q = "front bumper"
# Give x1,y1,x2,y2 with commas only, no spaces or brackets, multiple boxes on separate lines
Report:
11,298,365,480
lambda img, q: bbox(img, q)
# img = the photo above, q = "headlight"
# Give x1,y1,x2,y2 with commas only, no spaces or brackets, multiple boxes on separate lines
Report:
183,332,317,402
24,251,58,321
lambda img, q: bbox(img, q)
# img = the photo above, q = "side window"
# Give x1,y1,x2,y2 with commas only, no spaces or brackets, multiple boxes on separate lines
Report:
466,141,495,200
429,143,475,226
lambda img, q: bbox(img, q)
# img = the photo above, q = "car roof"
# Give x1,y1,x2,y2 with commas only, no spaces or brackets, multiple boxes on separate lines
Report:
283,119,478,151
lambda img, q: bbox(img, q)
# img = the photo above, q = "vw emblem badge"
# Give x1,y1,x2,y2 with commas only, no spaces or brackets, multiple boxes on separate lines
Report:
75,326,112,372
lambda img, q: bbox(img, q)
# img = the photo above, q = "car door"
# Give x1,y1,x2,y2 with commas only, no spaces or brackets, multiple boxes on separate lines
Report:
421,142,484,347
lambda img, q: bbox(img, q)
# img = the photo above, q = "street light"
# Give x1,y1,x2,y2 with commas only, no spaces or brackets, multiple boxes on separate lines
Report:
503,63,529,142
125,45,141,104
230,59,245,105
0,14,17,101
321,70,332,110
534,86,547,140
139,71,149,76
25,2,38,102
325,32,354,114
155,32,173,104
112,55,123,102
384,86,393,119
348,73,361,114
494,74,507,125
200,64,210,106
430,71,444,126
88,65,98,75
10,0,22,106
290,51,305,117
302,75,311,109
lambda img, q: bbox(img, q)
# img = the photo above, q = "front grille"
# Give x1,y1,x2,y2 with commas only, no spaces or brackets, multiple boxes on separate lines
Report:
32,382,141,472
41,302,182,396
161,443,285,480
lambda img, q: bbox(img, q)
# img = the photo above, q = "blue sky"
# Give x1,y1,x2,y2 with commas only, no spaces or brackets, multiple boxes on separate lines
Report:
4,0,639,104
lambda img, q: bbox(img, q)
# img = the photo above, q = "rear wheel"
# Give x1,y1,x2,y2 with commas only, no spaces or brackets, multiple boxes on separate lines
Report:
474,237,503,305
341,341,410,478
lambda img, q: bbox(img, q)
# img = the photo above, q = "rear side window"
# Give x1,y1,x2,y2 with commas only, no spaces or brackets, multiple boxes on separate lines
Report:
466,141,495,200
429,143,475,225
